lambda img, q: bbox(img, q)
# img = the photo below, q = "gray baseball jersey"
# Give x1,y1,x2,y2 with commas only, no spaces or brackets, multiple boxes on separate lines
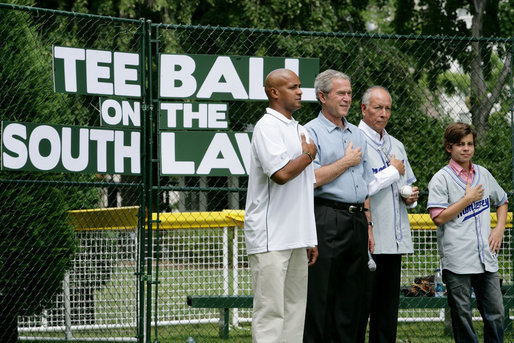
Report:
363,130,416,254
427,164,507,274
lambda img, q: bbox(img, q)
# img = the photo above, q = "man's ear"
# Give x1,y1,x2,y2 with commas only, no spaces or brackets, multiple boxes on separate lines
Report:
318,91,326,104
270,87,279,99
445,144,452,154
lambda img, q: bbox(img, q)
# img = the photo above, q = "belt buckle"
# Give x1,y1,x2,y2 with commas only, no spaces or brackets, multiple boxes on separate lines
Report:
348,205,357,214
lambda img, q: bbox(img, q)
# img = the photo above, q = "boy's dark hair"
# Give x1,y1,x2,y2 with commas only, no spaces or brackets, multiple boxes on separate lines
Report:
443,122,477,156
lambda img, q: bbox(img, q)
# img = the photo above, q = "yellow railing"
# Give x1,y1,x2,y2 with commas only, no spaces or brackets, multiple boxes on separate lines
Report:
409,212,513,230
68,207,245,231
69,207,511,231
69,206,140,231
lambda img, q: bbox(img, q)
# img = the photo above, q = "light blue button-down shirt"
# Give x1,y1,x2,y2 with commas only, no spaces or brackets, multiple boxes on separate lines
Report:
305,112,373,203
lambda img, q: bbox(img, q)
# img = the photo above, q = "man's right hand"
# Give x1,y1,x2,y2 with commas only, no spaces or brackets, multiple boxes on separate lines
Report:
465,181,484,203
301,134,317,160
389,154,405,175
344,141,362,167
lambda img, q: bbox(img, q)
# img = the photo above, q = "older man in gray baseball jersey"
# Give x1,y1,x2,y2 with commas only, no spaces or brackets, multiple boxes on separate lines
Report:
357,86,419,343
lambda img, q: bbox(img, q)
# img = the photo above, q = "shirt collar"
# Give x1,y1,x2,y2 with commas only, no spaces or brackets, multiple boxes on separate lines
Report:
317,112,351,133
449,158,475,176
266,107,296,125
358,120,387,143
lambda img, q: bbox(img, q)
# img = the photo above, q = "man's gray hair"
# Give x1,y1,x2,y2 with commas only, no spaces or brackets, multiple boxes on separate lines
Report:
314,69,351,103
361,86,392,106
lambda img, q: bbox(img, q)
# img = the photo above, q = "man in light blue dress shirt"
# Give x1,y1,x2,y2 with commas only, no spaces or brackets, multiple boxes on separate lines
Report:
303,70,374,343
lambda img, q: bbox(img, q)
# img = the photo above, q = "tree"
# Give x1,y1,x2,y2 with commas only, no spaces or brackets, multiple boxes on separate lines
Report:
0,5,98,341
468,0,511,136
392,0,512,137
36,0,370,32
0,183,77,342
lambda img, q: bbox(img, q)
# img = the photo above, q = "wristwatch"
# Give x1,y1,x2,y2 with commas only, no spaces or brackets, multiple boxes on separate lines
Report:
304,151,314,162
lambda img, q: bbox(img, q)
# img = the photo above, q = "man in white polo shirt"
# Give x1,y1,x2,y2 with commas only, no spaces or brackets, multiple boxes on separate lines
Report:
244,68,318,343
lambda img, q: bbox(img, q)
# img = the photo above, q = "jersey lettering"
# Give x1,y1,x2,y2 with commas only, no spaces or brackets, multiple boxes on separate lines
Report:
458,198,490,222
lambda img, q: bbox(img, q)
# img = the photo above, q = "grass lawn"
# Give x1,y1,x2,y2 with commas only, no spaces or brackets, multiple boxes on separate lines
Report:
19,263,514,342
153,321,514,342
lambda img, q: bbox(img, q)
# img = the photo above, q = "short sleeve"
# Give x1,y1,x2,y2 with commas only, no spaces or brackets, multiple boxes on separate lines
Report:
427,172,450,210
483,168,508,207
252,121,289,177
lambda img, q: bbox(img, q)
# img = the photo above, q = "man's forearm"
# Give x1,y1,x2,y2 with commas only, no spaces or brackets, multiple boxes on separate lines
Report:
432,196,474,226
314,157,352,188
495,202,508,232
271,153,313,185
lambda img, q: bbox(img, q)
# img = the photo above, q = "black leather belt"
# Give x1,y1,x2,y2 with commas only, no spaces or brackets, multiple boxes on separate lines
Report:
315,198,368,213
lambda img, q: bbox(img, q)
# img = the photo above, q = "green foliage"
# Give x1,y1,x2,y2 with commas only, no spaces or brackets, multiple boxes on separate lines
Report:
390,0,511,138
475,112,513,192
0,6,99,333
34,0,372,32
499,0,514,35
0,184,76,316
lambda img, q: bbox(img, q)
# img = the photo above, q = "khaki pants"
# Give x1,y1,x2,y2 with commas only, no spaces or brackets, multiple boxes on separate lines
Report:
249,248,308,343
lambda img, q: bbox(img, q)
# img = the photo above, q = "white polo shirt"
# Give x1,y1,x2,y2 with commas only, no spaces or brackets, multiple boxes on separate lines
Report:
244,108,317,255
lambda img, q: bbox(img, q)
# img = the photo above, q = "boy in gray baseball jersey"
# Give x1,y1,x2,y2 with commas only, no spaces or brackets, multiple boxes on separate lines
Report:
427,122,508,343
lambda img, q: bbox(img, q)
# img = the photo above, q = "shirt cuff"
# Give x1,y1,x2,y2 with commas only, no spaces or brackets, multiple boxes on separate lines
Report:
429,207,445,219
407,201,418,209
367,166,400,196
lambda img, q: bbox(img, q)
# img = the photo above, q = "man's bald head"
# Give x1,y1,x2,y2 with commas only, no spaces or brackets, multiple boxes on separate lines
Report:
265,69,297,99
263,68,302,117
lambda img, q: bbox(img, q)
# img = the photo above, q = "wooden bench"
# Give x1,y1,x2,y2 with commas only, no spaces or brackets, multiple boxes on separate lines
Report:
187,295,253,339
188,292,514,339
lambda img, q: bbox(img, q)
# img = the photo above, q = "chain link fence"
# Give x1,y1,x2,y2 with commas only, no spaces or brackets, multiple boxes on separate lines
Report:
0,3,145,342
0,3,513,342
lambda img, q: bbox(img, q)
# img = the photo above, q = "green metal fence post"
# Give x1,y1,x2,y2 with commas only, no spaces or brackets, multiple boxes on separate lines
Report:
143,18,156,343
150,22,163,343
138,17,149,343
508,36,514,332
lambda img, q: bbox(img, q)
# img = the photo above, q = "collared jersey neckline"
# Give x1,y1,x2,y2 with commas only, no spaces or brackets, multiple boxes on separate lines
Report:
448,158,475,184
358,120,387,144
429,159,476,219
